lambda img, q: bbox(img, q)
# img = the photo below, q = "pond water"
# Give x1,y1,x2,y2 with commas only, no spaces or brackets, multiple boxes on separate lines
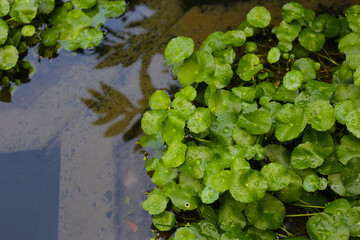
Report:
0,0,358,239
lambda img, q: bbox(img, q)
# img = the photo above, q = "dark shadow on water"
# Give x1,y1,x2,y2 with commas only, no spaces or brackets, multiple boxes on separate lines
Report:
81,82,144,138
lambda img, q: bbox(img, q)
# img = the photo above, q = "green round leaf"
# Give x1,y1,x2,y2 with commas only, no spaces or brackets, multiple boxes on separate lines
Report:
338,32,360,55
229,169,268,203
232,126,257,147
245,41,257,52
290,142,325,170
278,40,293,52
275,104,306,142
305,99,335,132
220,230,252,240
211,170,231,193
76,28,103,49
187,107,211,134
177,51,215,87
336,135,360,165
221,30,246,47
72,0,96,9
311,14,341,38
162,142,187,167
200,31,226,53
200,185,219,204
207,90,242,116
0,19,9,45
291,57,318,82
210,113,237,145
181,146,213,179
282,2,305,23
213,47,236,65
273,20,301,42
276,170,303,203
307,212,349,240
165,37,194,65
149,90,171,110
283,70,303,90
217,194,246,231
346,110,360,138
21,25,35,37
260,163,291,191
142,188,168,215
0,0,10,17
344,207,360,237
174,227,195,240
236,53,263,81
37,0,55,14
264,144,291,167
238,20,260,37
9,0,38,24
302,128,334,157
169,185,199,211
244,193,285,230
0,45,19,70
346,5,360,33
232,86,257,102
141,110,167,135
208,58,233,89
153,211,176,231
40,27,60,47
247,6,271,28
151,161,178,186
324,198,352,218
303,174,328,192
267,47,281,64
354,67,360,86
162,114,185,145
237,110,272,135
299,28,325,52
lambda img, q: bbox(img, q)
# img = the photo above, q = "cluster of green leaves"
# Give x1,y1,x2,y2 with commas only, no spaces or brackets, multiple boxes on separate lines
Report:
141,2,360,240
0,0,126,100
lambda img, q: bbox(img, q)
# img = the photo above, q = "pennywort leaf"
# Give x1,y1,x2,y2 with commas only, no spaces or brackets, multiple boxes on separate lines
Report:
165,37,194,65
247,6,271,28
229,169,268,203
236,53,263,81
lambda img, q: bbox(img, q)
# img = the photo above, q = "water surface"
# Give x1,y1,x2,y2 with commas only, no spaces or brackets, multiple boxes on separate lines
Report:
0,0,357,239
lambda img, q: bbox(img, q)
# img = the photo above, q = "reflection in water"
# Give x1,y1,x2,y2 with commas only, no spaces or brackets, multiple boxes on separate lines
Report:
83,0,185,140
81,82,143,138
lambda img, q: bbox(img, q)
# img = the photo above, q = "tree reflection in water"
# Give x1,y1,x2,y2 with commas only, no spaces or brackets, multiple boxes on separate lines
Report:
82,0,185,142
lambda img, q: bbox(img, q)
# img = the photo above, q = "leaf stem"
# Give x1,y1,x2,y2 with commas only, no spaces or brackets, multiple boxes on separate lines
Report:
281,224,294,237
315,53,339,66
285,213,318,217
290,203,325,209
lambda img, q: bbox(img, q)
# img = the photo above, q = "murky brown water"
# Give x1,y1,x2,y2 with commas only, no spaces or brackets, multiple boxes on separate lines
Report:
0,0,358,239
